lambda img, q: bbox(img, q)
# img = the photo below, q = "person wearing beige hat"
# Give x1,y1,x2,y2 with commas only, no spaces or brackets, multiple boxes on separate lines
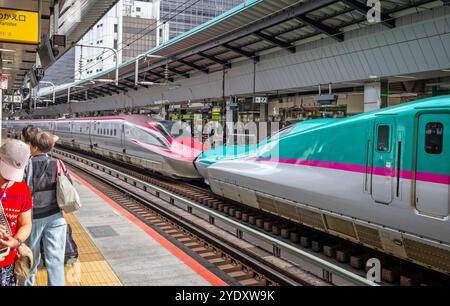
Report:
0,140,33,286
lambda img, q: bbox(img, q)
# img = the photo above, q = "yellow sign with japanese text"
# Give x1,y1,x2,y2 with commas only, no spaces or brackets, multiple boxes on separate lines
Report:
0,8,39,44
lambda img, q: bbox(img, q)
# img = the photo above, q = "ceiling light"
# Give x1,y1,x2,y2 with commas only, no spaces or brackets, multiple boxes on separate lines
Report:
0,48,15,52
394,75,416,79
369,75,378,79
2,59,13,63
442,69,450,72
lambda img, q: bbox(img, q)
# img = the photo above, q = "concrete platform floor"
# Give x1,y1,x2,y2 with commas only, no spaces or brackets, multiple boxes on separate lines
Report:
37,170,217,286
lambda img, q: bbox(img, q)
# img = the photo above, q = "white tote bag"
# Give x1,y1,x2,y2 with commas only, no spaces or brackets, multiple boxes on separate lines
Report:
56,159,82,213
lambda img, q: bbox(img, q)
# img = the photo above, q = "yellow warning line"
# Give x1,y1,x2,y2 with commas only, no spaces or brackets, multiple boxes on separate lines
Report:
35,213,122,286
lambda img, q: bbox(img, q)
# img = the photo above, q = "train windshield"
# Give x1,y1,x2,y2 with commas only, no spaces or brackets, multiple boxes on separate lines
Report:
156,121,187,139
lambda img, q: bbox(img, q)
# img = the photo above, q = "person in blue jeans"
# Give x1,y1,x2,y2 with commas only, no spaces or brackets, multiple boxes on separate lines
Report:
21,130,70,286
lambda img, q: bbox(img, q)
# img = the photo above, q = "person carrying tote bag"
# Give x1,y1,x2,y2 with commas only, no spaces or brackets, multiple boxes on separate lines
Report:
0,140,33,286
56,159,81,213
21,131,70,286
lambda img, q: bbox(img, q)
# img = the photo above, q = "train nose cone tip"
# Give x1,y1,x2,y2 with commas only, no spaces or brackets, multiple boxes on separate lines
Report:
167,138,209,180
194,160,210,183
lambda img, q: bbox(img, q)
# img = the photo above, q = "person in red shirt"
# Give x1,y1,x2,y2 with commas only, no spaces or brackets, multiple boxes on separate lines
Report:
0,140,33,286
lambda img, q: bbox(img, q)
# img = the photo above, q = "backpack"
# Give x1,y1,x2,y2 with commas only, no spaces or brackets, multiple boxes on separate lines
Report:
64,224,79,264
56,159,82,213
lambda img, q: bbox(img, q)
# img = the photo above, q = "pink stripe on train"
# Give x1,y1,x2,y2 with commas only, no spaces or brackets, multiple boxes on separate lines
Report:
255,158,450,185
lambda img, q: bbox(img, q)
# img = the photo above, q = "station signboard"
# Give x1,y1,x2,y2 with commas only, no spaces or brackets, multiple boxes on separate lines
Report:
0,8,39,44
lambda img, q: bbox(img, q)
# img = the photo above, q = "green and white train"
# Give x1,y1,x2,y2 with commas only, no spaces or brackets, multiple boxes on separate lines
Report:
203,96,450,275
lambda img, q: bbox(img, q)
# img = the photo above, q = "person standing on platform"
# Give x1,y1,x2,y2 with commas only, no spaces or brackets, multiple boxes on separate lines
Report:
21,125,41,145
0,140,33,286
21,131,69,286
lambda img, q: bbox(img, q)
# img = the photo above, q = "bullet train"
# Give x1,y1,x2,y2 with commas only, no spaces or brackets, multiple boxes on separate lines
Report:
195,119,336,184
205,96,450,275
3,115,208,179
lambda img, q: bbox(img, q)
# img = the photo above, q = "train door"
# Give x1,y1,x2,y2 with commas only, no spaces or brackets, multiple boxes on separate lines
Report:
92,121,99,148
415,113,450,218
120,123,125,153
371,117,396,204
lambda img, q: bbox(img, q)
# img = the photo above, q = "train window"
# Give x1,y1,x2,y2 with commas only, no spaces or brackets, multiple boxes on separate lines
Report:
425,122,443,154
377,125,390,152
114,129,117,136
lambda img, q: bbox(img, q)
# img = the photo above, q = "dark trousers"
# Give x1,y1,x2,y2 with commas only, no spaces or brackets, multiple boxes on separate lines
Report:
0,264,16,286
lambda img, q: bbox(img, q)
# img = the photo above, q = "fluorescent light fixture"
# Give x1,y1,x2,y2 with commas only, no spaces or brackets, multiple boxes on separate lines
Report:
1,67,13,70
2,59,13,63
0,48,14,52
369,75,378,79
394,75,416,79
442,69,450,72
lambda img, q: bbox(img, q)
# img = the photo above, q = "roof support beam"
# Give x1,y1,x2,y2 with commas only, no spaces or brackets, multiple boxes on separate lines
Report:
119,81,138,90
341,0,395,28
168,68,190,79
222,43,260,62
105,84,128,93
148,71,174,82
89,90,105,97
125,77,148,88
177,59,209,74
86,94,99,100
140,75,157,83
295,15,344,42
93,87,113,96
198,52,232,68
98,86,119,94
72,94,86,101
254,31,296,53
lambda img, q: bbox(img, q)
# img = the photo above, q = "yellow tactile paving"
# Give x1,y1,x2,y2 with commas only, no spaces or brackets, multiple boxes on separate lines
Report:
35,213,122,286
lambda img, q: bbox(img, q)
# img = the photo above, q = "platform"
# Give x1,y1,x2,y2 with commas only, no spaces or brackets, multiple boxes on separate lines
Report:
36,170,219,286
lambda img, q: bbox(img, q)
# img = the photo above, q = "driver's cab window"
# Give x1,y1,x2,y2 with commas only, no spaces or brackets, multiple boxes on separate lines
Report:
377,125,390,152
128,125,168,148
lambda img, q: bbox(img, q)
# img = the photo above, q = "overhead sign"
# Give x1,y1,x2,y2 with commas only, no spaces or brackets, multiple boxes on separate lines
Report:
0,8,39,44
255,96,268,104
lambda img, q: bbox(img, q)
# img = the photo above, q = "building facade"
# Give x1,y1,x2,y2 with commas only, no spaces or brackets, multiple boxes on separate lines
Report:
160,0,244,40
47,0,244,85
74,0,161,80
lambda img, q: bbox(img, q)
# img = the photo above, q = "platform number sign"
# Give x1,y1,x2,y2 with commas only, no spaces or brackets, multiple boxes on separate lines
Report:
255,97,268,104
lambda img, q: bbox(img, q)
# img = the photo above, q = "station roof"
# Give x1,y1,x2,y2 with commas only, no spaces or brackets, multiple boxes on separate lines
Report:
37,0,441,105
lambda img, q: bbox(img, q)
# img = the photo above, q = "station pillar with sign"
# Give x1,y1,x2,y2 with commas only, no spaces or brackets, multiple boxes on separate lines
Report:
255,96,268,122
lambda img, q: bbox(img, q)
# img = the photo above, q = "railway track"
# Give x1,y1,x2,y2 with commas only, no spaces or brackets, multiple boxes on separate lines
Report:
60,151,329,286
53,147,450,286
